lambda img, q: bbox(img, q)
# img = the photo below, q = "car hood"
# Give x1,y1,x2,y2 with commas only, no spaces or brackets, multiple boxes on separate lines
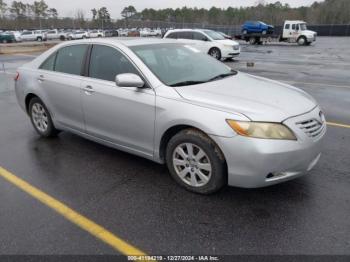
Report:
302,30,316,36
216,39,239,46
173,72,317,122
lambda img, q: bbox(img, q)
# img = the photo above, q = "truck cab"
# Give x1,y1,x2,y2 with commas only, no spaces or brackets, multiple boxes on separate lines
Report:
282,20,317,45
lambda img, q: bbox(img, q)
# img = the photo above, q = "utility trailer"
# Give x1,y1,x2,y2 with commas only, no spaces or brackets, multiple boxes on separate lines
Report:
236,20,317,46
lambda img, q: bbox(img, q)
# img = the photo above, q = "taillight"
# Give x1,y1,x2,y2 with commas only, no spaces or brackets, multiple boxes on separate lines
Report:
14,72,20,81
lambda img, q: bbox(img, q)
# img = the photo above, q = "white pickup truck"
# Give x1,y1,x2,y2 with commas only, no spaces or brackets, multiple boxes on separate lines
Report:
241,20,317,46
46,29,68,41
21,30,47,42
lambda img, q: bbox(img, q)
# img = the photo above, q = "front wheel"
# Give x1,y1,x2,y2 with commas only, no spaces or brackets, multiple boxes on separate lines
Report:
297,36,306,46
166,129,227,194
37,37,42,42
29,98,59,137
208,47,221,60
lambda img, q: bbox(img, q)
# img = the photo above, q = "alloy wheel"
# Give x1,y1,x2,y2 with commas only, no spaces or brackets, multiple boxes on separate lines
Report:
31,103,49,133
172,143,212,187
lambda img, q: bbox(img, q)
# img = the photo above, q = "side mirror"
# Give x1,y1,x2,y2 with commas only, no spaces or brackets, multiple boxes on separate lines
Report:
115,73,145,88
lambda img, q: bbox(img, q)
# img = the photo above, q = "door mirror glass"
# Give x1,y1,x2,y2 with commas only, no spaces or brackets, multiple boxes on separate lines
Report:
115,73,145,88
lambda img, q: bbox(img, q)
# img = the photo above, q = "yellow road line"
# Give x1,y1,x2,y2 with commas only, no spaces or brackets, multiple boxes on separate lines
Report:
327,122,350,129
0,166,146,256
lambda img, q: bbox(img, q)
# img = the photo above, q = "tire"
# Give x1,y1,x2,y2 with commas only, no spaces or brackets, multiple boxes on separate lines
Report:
59,35,65,41
166,129,227,194
208,47,221,60
82,35,86,39
242,30,247,35
29,97,59,137
297,36,306,46
262,30,267,35
2,39,7,43
249,37,257,45
37,37,42,42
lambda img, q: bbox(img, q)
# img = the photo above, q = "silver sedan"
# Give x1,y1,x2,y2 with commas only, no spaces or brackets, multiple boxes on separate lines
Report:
14,38,326,194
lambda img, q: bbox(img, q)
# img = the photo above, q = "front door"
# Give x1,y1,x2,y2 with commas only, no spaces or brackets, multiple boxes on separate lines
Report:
81,44,156,157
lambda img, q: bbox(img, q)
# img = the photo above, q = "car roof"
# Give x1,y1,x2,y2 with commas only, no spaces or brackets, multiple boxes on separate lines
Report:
58,38,179,47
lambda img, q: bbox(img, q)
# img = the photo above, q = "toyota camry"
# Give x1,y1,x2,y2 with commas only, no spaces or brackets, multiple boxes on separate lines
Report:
14,38,326,194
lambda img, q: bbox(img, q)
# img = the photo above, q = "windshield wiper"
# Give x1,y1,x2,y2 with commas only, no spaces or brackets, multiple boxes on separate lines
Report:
169,80,206,87
207,70,237,82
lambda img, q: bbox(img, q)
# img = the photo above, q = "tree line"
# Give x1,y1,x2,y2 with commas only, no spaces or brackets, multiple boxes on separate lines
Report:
138,0,350,25
0,0,349,30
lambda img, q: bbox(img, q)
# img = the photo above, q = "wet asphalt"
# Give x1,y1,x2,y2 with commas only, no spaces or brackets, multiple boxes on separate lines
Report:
0,37,349,256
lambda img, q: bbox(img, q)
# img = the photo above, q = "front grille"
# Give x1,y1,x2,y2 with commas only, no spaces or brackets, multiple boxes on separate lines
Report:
296,118,325,138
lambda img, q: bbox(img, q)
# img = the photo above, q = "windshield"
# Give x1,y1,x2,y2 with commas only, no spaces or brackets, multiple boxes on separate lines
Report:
202,30,226,40
300,23,307,30
131,44,235,87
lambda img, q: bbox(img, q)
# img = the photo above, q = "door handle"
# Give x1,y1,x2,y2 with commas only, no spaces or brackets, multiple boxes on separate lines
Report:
37,75,45,82
82,85,95,94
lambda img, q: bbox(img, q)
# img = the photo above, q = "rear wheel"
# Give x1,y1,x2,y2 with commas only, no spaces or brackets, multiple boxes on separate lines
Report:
242,30,247,35
37,37,42,42
2,39,7,43
166,129,227,194
208,47,221,60
262,30,267,35
29,98,59,137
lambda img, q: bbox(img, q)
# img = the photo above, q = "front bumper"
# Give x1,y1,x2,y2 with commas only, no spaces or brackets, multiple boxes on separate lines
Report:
211,107,326,188
221,46,240,58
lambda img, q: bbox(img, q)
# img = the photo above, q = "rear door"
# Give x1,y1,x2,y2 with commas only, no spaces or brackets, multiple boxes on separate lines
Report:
81,44,156,156
37,44,88,132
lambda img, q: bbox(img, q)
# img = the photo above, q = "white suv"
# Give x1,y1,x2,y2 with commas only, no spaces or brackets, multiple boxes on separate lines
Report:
89,29,105,38
163,29,240,60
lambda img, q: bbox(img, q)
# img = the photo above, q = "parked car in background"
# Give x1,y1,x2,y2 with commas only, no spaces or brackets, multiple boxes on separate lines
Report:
118,29,129,37
242,21,274,35
128,29,140,37
21,30,47,41
7,31,22,42
15,39,326,194
163,29,240,60
0,32,16,43
46,29,68,41
68,30,90,40
89,29,105,38
104,29,119,37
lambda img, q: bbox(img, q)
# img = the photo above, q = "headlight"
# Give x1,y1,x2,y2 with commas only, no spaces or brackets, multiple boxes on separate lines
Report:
226,120,297,140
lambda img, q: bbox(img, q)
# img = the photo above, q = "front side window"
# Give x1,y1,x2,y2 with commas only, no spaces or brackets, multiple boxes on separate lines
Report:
54,45,88,75
202,30,224,40
89,45,139,82
285,24,290,29
193,32,207,41
131,44,235,86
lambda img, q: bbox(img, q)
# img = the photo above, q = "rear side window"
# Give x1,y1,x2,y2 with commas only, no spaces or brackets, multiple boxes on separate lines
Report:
285,24,290,29
166,32,177,39
39,53,57,71
177,31,193,39
54,45,88,76
88,45,139,82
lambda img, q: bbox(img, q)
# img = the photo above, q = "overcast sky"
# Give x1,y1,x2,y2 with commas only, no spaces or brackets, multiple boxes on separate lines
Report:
18,0,318,18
